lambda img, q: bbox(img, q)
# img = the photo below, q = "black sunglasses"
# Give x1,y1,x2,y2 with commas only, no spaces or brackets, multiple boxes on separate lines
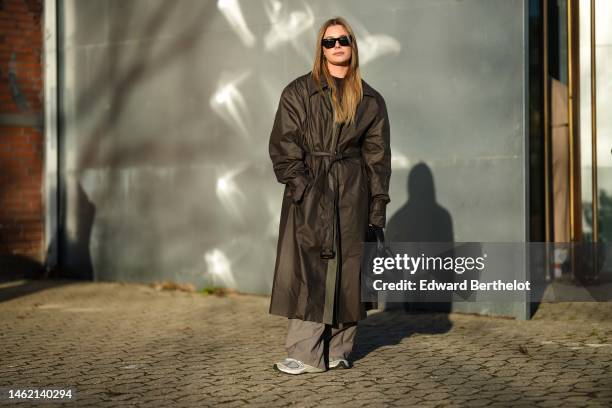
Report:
321,35,352,49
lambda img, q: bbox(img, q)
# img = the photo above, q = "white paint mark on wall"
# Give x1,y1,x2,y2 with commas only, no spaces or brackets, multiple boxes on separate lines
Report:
215,164,248,221
263,0,314,62
210,71,252,140
217,0,256,47
391,152,411,170
204,248,236,287
359,34,401,66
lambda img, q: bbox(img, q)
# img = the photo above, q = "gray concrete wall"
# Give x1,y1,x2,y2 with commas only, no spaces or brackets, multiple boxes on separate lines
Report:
56,0,528,317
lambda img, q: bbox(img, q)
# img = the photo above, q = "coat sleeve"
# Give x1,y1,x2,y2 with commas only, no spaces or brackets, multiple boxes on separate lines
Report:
362,94,391,228
269,81,312,203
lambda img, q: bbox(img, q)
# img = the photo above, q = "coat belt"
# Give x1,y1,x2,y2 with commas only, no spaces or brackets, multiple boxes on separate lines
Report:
305,148,362,259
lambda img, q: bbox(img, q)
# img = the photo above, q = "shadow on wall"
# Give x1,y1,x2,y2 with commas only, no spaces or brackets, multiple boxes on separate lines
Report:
57,181,96,280
355,163,455,362
54,3,217,284
387,162,454,242
385,162,455,314
75,3,218,169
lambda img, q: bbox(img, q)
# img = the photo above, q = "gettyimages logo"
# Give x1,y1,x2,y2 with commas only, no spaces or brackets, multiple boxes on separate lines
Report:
371,252,487,275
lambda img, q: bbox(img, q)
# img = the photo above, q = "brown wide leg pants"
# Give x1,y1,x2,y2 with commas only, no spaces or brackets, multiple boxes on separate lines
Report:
285,318,358,370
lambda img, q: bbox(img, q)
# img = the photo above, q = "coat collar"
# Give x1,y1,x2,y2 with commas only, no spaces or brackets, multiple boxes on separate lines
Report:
306,72,376,98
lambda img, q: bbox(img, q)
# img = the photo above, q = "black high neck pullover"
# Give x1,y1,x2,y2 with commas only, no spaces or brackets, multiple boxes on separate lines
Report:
332,75,344,100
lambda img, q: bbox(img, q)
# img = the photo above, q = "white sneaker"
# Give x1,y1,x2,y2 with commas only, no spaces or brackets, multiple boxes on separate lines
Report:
273,358,325,375
329,357,351,369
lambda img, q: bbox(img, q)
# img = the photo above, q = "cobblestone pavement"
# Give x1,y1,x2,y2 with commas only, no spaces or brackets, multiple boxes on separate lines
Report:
0,279,611,407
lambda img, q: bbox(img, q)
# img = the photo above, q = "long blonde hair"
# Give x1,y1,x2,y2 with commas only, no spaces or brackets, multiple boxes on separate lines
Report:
312,17,363,125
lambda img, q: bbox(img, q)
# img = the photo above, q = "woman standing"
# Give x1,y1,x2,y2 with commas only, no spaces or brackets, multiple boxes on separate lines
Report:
268,17,391,375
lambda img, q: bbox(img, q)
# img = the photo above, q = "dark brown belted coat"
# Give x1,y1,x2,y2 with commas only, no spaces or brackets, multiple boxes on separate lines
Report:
268,71,391,324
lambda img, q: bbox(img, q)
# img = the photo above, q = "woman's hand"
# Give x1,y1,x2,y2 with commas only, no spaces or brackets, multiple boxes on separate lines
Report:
367,224,384,239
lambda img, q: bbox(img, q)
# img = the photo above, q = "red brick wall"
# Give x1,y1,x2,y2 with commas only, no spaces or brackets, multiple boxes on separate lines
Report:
0,0,44,262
